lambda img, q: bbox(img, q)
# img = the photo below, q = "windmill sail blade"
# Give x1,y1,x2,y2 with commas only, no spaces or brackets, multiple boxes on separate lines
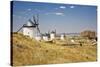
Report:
33,16,37,24
17,25,23,32
29,19,35,24
37,26,40,33
37,14,39,24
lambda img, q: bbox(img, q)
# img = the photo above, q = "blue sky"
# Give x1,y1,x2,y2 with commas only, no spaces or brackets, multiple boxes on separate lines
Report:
12,1,97,33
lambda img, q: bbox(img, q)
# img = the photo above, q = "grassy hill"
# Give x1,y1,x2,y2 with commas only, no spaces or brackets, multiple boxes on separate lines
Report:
12,33,97,66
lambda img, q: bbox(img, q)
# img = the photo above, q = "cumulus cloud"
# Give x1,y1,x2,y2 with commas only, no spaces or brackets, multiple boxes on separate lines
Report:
59,6,66,9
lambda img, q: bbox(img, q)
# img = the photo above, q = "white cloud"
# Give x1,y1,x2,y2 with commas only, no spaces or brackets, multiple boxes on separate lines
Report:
45,12,64,16
45,12,65,16
27,8,32,11
59,6,66,9
55,12,64,16
70,6,75,8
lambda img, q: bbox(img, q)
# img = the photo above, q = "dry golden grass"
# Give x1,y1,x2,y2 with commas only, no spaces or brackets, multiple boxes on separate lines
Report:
12,33,97,66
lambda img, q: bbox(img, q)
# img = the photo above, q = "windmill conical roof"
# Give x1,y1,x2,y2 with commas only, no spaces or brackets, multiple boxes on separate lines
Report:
27,21,34,26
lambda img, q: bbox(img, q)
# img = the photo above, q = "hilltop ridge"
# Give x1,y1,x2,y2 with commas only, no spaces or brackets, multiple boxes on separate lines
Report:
12,33,97,66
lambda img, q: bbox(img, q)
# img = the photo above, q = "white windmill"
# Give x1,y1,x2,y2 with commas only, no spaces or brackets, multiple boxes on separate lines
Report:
60,33,66,40
50,30,56,40
17,14,41,38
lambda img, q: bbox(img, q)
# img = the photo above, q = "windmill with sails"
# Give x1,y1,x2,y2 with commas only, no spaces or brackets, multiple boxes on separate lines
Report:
17,14,40,38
